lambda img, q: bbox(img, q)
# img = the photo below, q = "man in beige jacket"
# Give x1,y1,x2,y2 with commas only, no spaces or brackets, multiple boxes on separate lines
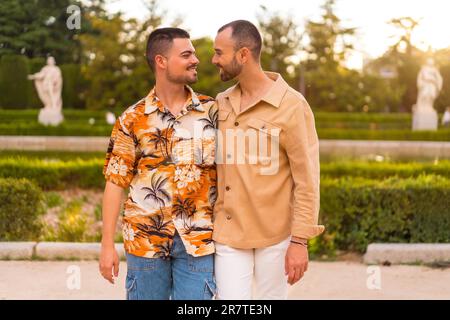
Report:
211,20,325,300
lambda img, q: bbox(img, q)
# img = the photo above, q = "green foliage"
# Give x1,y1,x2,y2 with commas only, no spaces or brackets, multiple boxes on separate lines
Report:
317,128,450,141
60,64,84,109
436,61,450,113
0,157,105,190
257,5,301,83
321,161,450,179
0,0,100,64
0,122,113,136
53,200,89,242
45,192,64,208
0,55,29,108
315,175,450,255
0,178,45,240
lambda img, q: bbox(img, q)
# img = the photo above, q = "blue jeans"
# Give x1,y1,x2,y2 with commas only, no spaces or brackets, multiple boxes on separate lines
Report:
125,232,216,300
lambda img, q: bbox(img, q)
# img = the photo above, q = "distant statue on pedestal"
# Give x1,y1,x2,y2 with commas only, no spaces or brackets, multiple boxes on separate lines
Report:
412,58,443,131
28,56,64,126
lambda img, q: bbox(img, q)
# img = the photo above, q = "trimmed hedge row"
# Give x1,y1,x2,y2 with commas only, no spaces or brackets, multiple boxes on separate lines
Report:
1,175,448,250
0,156,449,190
0,109,122,121
0,178,45,241
313,175,450,254
314,112,412,123
321,161,450,179
0,123,113,136
317,128,450,141
2,110,414,123
0,123,449,140
0,157,105,190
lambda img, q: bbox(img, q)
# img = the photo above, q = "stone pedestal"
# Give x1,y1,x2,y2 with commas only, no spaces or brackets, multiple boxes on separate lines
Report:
38,108,64,126
412,108,438,131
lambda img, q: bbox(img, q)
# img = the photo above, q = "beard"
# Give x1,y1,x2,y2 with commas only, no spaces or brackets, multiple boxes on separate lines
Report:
218,57,242,82
166,65,198,85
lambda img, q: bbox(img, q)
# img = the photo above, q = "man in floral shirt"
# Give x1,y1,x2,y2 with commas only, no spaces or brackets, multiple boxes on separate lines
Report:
99,28,217,300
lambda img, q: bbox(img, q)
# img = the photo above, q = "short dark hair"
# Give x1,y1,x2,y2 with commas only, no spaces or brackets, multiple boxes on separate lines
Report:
217,20,262,60
146,27,190,72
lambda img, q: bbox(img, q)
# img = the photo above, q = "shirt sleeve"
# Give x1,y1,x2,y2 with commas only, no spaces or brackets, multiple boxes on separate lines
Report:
284,98,325,240
103,114,137,189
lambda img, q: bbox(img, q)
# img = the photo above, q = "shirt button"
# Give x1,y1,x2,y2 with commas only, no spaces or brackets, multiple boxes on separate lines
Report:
234,121,239,126
225,186,231,191
226,215,232,220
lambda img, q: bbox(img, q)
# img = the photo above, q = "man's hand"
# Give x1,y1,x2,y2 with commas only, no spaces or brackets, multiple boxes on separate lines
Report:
284,240,309,285
99,245,120,284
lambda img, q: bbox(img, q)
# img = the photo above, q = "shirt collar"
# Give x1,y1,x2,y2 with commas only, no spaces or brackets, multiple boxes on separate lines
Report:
144,85,204,115
223,72,288,109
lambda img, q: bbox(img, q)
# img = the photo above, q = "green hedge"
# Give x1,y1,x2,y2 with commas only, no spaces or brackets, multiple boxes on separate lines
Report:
315,112,412,123
60,64,85,109
0,157,448,252
0,110,449,140
1,155,448,190
313,175,450,255
0,123,449,141
0,178,45,241
0,157,105,190
317,128,450,141
321,161,450,179
0,122,112,136
0,109,122,121
0,55,30,108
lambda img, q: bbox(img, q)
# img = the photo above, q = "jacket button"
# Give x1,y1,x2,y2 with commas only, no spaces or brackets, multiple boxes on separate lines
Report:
225,186,231,191
234,121,239,126
226,215,232,220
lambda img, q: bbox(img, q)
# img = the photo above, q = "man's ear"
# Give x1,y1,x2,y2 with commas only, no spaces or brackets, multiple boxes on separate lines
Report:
237,47,251,64
155,54,166,70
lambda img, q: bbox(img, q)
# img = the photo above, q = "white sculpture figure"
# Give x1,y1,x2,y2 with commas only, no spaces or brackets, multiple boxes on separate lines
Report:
28,56,64,126
106,111,116,125
412,58,443,131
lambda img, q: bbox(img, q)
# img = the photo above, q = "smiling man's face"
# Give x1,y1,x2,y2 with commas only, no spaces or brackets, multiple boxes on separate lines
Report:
212,27,243,82
163,38,199,85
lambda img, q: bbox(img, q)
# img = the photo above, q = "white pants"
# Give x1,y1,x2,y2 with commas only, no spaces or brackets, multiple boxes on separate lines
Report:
214,237,291,300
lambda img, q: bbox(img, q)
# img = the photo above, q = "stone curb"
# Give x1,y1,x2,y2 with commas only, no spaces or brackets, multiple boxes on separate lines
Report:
0,242,125,260
2,242,450,264
363,243,450,264
1,136,449,159
0,242,37,260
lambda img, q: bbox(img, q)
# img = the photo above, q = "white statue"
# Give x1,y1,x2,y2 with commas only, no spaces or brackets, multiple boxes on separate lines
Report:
106,111,116,125
412,58,443,131
28,56,64,126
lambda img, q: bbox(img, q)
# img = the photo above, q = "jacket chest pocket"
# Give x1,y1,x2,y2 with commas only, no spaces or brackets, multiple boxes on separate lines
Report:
246,118,282,167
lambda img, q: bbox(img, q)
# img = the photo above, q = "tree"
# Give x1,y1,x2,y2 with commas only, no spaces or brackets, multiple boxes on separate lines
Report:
304,0,356,72
302,0,358,111
435,47,450,113
0,0,95,64
79,0,182,110
257,5,302,84
0,55,29,108
387,17,423,112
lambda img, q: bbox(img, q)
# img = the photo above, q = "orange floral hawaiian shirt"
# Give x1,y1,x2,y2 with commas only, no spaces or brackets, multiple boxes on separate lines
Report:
103,86,217,258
